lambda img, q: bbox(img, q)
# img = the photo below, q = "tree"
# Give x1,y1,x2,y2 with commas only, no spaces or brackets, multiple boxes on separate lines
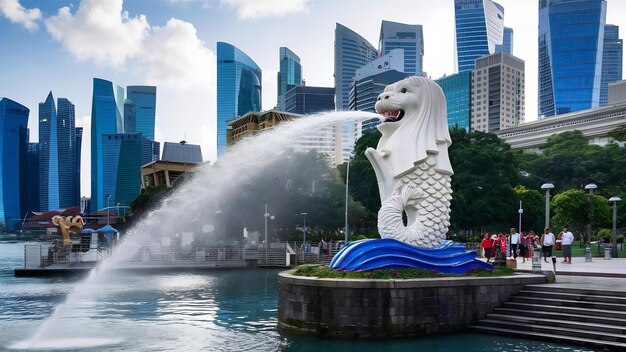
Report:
551,189,611,240
512,185,545,233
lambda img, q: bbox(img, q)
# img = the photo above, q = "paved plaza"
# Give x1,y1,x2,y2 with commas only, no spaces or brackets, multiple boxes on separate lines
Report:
512,256,626,278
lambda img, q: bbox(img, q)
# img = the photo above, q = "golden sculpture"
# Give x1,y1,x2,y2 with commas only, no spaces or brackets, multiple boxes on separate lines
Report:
51,215,84,246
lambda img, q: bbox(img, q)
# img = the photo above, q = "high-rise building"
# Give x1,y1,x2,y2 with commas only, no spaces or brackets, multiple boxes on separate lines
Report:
91,78,124,211
600,24,623,106
538,0,607,116
378,20,424,76
38,92,80,211
216,42,262,155
471,52,525,132
74,127,82,206
0,98,29,230
26,142,40,214
496,27,514,54
334,23,378,111
123,98,136,134
101,133,143,208
126,86,157,140
284,86,335,115
435,71,472,130
454,0,506,72
277,47,302,111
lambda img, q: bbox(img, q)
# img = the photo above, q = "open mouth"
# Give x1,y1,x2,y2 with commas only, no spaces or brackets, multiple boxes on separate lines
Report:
381,110,405,123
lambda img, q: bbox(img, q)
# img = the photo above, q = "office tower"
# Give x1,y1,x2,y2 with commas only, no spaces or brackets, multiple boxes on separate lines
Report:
123,98,136,134
435,71,472,130
538,0,607,116
141,138,160,165
471,52,525,132
74,127,82,205
600,25,623,106
334,23,378,111
101,133,142,209
0,98,29,229
454,0,506,72
284,86,335,115
496,27,514,54
26,142,40,213
277,47,302,111
379,20,424,76
91,78,124,211
38,93,79,210
126,86,157,139
216,42,262,155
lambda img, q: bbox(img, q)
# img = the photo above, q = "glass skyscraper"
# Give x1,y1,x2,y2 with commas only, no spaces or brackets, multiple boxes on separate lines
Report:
0,98,29,229
496,27,514,54
454,0,507,72
216,42,262,155
378,20,424,76
277,47,302,111
39,92,80,211
435,71,472,130
102,133,143,208
26,142,40,214
334,23,378,111
284,86,335,115
127,86,157,140
600,24,623,106
538,0,607,116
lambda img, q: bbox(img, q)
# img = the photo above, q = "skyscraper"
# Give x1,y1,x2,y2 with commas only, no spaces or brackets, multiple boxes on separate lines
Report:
284,86,335,115
538,0,607,116
102,133,143,208
38,92,80,211
26,142,40,214
471,52,525,132
0,98,29,230
496,27,514,54
454,0,506,72
127,86,157,140
216,42,262,155
435,71,472,130
378,20,424,76
277,47,302,111
600,24,623,106
334,23,378,111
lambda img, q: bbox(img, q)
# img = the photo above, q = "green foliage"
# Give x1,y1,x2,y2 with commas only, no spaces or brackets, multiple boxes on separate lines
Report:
356,234,368,240
292,265,514,279
340,130,382,214
551,189,611,236
513,185,545,233
597,228,624,243
609,125,626,142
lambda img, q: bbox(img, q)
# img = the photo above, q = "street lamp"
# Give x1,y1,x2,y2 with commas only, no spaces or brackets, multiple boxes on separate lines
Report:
106,194,111,225
584,183,597,245
264,204,275,263
344,159,350,244
518,201,523,233
609,196,621,258
300,212,308,252
541,183,555,228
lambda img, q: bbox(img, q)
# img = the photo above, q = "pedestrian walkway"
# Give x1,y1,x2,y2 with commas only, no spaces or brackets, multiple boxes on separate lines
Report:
511,256,626,277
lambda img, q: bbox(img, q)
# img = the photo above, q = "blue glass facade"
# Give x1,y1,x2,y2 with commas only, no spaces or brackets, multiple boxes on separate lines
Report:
435,71,472,130
217,42,262,155
284,86,335,115
378,20,424,76
102,133,142,208
74,127,82,206
495,27,513,54
126,86,156,139
455,0,505,72
538,0,607,116
600,24,622,106
335,23,378,110
277,47,302,111
26,142,40,213
91,78,123,211
0,98,29,229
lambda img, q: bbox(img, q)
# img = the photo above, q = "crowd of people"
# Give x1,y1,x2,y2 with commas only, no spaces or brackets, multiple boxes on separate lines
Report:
480,226,576,264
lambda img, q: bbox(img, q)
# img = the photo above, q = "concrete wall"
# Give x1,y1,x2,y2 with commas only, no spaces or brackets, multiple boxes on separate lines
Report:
278,271,546,337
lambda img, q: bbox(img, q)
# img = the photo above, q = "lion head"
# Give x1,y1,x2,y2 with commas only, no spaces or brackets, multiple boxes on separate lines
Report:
373,76,453,178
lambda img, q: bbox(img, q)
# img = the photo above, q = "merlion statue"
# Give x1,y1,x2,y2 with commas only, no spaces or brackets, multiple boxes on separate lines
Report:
365,76,453,248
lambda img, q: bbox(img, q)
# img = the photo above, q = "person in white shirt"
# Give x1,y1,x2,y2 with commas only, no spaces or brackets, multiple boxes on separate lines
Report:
559,226,575,264
509,228,521,259
541,228,555,263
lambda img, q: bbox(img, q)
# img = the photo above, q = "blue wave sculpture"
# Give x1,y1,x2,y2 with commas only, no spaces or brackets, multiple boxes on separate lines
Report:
329,238,493,274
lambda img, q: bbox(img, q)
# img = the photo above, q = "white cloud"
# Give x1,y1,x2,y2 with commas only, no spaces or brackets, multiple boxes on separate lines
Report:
45,0,149,66
141,18,214,90
221,0,309,20
0,0,42,30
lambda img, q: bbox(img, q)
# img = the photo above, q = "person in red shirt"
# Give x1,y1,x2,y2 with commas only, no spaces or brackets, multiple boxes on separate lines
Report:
481,233,494,263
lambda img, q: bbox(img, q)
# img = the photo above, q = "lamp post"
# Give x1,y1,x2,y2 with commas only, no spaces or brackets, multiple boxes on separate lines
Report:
106,194,111,225
518,201,523,233
264,204,274,263
541,183,555,228
609,196,621,258
344,160,350,244
300,212,308,252
584,183,597,245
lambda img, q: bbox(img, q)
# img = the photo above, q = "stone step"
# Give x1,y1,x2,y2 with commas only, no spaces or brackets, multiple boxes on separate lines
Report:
478,319,626,343
493,307,626,326
516,289,626,304
502,301,626,319
485,313,626,335
524,284,626,298
511,295,626,311
472,325,626,351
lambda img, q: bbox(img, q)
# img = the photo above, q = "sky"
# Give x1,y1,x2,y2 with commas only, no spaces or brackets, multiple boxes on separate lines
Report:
1,0,625,198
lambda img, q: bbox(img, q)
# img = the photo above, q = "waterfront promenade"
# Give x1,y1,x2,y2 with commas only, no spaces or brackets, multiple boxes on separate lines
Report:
515,257,626,278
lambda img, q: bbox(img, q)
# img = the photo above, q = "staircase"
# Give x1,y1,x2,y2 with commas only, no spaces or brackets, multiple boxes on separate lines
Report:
472,284,626,350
